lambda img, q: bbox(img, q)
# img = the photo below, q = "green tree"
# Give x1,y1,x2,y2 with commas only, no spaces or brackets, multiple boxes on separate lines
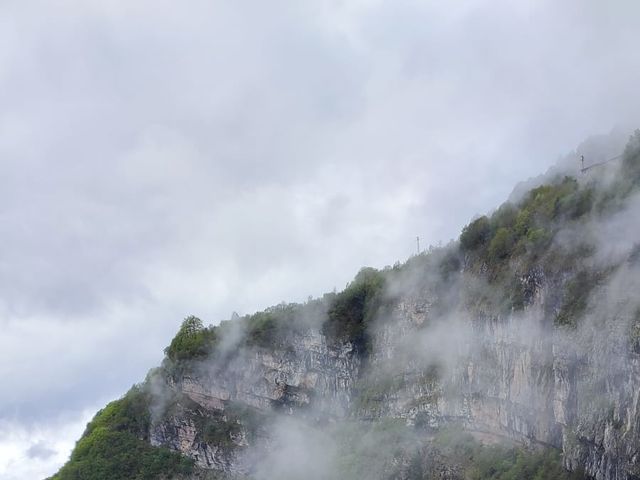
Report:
164,316,217,361
460,216,492,251
487,227,514,261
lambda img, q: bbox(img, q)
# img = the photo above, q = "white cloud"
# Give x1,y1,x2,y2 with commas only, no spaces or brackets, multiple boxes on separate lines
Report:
0,409,94,480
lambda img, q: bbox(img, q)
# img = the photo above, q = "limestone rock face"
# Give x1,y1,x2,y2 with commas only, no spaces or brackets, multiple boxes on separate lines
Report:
150,328,362,477
150,265,640,480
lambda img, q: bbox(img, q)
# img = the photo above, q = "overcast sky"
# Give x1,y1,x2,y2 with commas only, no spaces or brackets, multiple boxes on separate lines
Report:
2,1,640,478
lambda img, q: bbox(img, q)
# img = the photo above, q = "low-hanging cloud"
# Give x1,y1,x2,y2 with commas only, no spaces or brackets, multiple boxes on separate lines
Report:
3,1,640,478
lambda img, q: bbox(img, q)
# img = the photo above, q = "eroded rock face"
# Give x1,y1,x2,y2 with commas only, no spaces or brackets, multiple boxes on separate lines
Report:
174,330,360,416
150,328,362,477
151,413,239,473
150,267,640,480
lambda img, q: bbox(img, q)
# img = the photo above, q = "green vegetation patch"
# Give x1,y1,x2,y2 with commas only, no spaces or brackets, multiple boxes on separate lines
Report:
195,402,267,448
165,316,219,362
50,386,193,480
460,177,588,276
431,427,588,480
164,300,329,365
322,267,389,352
555,269,602,327
456,174,610,318
241,302,311,348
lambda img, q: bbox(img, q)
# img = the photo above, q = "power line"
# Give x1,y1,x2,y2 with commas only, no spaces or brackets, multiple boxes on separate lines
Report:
580,152,624,174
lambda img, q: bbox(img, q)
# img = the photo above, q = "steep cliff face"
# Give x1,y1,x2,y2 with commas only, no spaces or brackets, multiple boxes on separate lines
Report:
149,330,361,475
148,190,640,478
147,260,638,480
51,131,640,480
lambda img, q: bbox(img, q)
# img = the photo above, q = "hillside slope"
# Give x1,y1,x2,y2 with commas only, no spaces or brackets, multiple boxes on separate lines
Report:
51,131,640,480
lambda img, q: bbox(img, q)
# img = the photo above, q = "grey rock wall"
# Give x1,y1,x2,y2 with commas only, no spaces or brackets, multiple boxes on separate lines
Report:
150,268,640,480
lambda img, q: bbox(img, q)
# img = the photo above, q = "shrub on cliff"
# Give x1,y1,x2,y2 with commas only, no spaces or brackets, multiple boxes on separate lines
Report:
322,267,387,352
460,216,492,252
487,227,514,261
243,303,303,348
164,316,219,362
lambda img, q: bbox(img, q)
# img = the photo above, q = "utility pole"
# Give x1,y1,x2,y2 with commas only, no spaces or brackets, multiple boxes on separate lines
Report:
580,155,585,174
416,236,420,255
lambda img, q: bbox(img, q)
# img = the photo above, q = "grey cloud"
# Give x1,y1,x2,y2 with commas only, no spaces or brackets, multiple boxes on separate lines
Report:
2,1,640,478
26,442,56,461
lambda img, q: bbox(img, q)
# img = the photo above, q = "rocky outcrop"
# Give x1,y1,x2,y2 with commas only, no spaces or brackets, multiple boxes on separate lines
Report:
150,329,361,476
148,257,640,480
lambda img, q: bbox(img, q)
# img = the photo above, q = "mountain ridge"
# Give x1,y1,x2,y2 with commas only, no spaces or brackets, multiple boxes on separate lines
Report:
50,130,640,480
